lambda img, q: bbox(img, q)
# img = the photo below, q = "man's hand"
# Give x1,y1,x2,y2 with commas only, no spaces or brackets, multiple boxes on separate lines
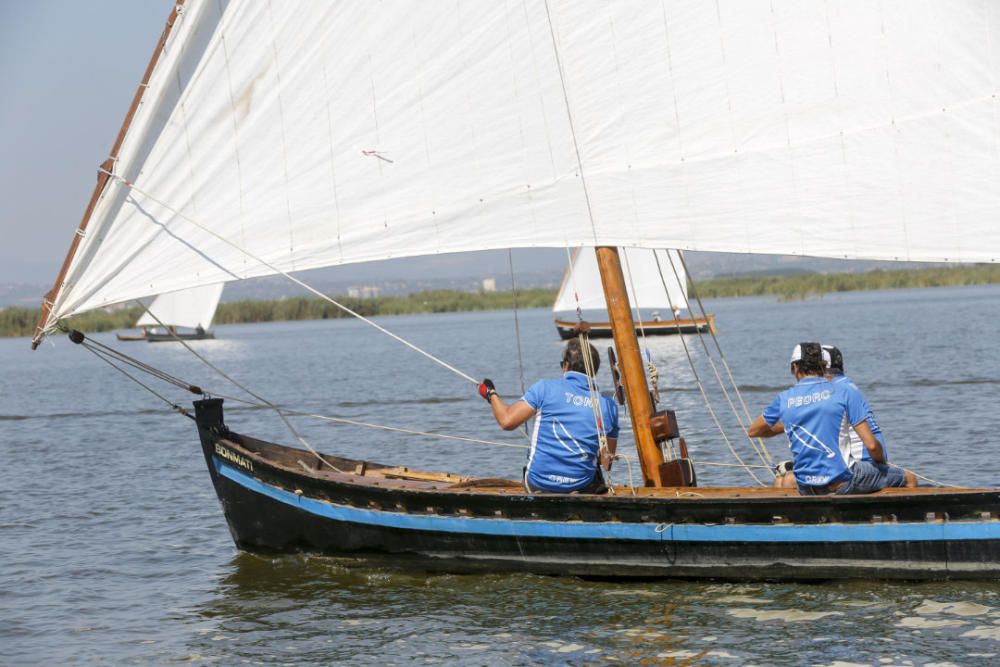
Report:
478,378,497,402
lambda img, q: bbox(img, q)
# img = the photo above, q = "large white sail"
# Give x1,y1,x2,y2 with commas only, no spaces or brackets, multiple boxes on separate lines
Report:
135,283,223,330
40,1,1000,337
553,249,687,314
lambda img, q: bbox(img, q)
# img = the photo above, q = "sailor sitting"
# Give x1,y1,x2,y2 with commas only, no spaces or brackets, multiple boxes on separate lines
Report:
747,342,911,495
478,339,619,494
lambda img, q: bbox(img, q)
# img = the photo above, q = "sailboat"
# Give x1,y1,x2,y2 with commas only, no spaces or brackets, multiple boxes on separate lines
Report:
553,247,715,339
31,1,1000,579
116,284,223,342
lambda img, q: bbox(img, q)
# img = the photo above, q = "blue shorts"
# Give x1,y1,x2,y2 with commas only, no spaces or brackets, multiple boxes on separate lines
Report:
837,461,907,494
797,461,907,496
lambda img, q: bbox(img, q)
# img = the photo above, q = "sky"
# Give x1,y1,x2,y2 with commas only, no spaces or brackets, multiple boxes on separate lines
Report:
0,2,888,295
0,1,171,285
0,1,572,290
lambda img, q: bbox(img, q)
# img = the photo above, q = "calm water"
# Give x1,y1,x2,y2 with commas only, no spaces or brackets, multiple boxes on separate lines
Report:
4,284,1000,665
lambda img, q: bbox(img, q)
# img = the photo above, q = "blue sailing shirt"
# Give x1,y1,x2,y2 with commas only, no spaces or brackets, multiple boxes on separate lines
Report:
831,374,887,464
763,377,862,488
522,371,620,492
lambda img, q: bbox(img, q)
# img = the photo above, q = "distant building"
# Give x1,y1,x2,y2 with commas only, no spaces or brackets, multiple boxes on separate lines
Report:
348,285,381,298
482,278,497,293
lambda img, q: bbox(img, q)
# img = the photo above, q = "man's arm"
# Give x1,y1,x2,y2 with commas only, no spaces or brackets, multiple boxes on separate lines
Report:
488,395,536,431
748,415,784,438
852,419,886,463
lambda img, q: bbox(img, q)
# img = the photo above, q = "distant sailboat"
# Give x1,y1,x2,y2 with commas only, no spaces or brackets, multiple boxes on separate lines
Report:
553,248,715,339
117,284,223,342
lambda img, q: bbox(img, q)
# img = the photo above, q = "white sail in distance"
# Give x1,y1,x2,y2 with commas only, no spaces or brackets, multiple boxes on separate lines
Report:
554,249,687,314
135,283,223,330
40,1,1000,338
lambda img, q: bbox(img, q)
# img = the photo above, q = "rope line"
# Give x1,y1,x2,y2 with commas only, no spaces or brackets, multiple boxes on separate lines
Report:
507,249,527,398
577,330,617,492
662,252,774,469
564,247,584,322
677,251,774,464
75,332,963,489
650,255,766,486
97,169,476,385
73,330,531,455
506,250,532,441
906,468,959,488
81,342,193,419
81,335,201,393
131,299,344,473
191,390,530,451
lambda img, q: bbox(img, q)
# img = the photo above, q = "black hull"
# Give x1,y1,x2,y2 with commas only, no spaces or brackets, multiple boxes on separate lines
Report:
555,317,714,340
146,331,215,342
116,331,215,342
194,399,1000,580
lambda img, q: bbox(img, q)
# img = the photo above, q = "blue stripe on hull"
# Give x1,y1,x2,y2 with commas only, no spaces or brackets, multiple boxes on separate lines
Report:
216,459,1000,543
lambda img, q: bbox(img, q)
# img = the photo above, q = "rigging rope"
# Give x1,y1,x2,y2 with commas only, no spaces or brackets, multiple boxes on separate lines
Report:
505,249,531,440
80,340,194,419
564,247,584,323
577,330,614,493
73,329,531,454
507,249,527,397
649,255,767,486
663,252,775,468
677,252,773,463
97,169,477,386
132,299,344,473
620,248,674,463
71,331,960,489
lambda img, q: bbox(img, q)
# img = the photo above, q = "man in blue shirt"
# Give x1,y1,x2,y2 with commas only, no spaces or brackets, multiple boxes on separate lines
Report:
479,339,619,493
823,344,916,487
748,342,895,495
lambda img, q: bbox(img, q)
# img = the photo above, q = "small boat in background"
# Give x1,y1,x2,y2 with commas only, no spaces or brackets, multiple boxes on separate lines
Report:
117,284,223,342
554,248,715,339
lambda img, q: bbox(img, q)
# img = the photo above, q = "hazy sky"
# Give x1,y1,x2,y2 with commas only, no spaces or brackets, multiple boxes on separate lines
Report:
0,1,171,284
0,2,845,293
0,1,574,291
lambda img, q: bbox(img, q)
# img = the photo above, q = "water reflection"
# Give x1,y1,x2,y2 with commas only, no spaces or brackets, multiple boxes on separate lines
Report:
190,554,1000,665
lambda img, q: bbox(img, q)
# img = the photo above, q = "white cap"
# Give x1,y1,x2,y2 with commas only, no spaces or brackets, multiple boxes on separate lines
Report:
789,342,825,366
789,344,804,363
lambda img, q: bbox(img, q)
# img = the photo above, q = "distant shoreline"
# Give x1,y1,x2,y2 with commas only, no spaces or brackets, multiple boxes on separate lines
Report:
3,265,999,338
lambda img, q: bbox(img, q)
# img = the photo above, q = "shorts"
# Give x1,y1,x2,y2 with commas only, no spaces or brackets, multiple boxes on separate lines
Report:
836,461,907,494
796,461,907,496
523,467,607,494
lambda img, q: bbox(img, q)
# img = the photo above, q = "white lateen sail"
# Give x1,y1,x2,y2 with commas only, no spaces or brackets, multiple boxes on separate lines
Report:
37,1,1000,341
135,284,224,331
553,248,687,314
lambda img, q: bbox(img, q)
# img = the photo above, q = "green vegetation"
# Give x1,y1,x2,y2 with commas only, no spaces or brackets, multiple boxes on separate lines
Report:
4,264,1000,338
692,264,1000,302
0,288,557,338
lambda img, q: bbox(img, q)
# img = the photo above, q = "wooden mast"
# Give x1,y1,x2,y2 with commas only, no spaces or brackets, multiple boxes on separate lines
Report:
31,2,187,349
594,247,665,487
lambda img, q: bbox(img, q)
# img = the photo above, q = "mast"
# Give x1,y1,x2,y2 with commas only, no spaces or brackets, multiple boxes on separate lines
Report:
595,247,665,487
31,2,186,349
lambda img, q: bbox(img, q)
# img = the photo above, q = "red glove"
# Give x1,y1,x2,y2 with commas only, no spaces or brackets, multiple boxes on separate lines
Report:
478,379,497,402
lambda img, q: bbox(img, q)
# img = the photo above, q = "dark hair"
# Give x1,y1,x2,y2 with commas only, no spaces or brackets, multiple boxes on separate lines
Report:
824,345,844,375
563,338,600,376
793,342,824,376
